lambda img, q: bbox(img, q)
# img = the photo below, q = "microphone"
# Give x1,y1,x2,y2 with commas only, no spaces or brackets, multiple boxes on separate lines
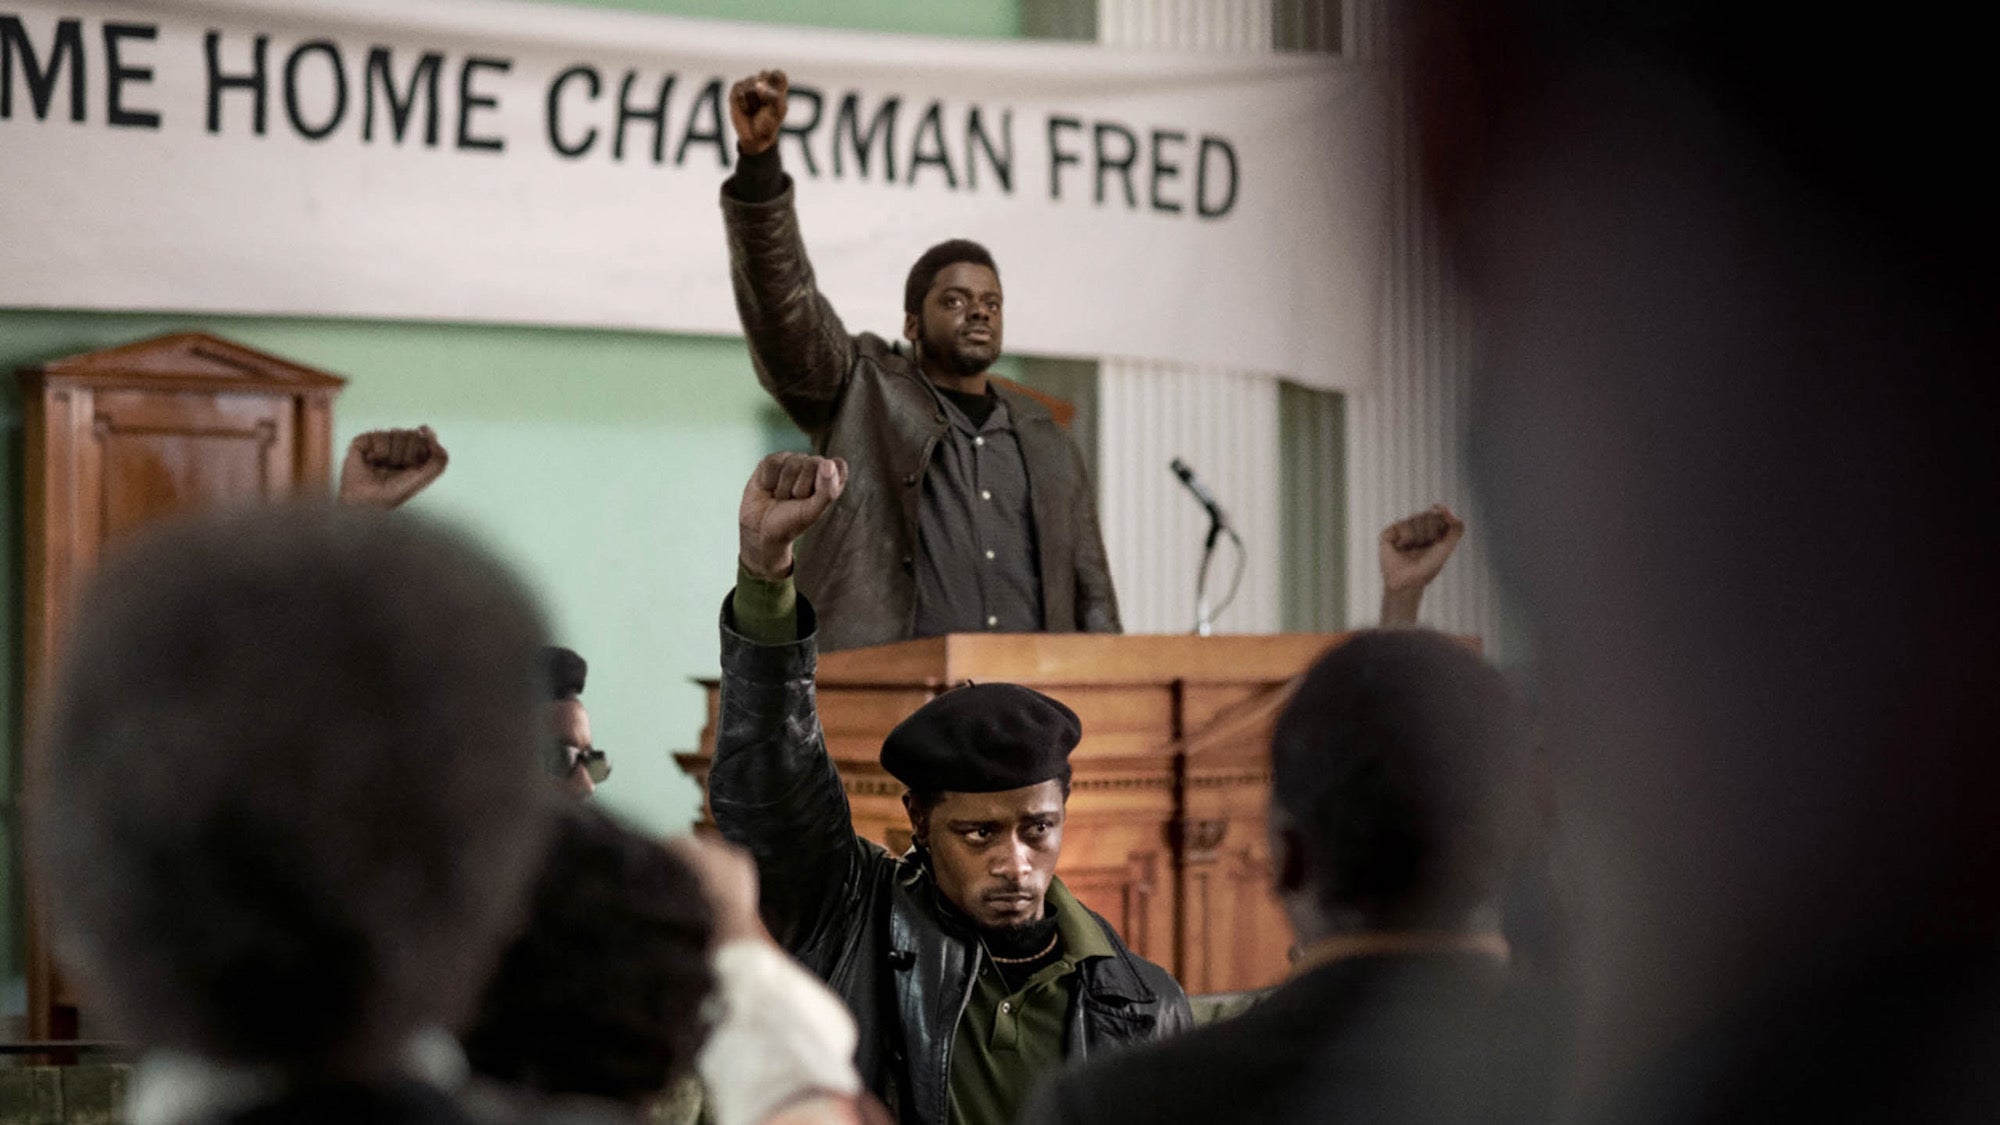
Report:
1170,458,1229,529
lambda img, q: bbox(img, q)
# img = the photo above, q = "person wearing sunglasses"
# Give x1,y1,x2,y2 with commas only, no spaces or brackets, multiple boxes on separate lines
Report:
547,646,610,797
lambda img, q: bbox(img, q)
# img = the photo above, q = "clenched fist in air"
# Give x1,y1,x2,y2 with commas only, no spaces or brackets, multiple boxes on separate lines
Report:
1379,504,1466,625
739,452,848,580
729,69,790,156
337,426,448,510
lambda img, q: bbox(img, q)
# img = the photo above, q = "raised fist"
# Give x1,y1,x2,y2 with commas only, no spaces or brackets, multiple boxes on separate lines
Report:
728,69,789,156
1380,504,1466,593
739,452,847,579
337,426,448,510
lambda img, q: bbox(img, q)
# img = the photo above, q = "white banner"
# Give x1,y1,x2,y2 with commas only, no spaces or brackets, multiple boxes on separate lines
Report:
0,0,1387,390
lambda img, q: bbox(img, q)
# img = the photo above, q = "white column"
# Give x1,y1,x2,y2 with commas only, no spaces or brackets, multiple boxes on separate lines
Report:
1097,0,1272,49
1339,0,1504,643
1095,0,1284,636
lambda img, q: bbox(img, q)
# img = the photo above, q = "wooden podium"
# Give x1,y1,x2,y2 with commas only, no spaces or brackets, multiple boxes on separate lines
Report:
677,630,1354,995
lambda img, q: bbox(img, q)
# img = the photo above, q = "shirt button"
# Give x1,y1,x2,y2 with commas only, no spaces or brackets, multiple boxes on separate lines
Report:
984,549,996,561
986,615,999,628
974,436,986,447
980,489,992,501
999,1001,1012,1013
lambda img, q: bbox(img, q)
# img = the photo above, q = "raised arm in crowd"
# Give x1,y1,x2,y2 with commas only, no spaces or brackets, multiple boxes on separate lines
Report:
710,451,1186,1125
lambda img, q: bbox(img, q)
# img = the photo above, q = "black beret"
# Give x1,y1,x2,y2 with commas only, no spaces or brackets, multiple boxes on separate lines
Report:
881,683,1080,793
545,646,587,701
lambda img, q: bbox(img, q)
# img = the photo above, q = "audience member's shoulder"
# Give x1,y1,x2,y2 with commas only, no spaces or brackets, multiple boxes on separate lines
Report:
1026,981,1333,1125
200,1080,542,1125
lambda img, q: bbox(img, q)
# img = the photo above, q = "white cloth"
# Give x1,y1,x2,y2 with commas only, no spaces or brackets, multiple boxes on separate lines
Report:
695,941,862,1125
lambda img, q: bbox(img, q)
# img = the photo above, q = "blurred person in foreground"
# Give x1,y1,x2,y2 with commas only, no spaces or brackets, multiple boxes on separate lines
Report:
463,804,883,1125
30,506,570,1125
1022,630,1559,1124
720,70,1119,652
711,452,1187,1125
1409,1,2000,1119
1376,506,1569,984
461,804,715,1121
669,833,893,1125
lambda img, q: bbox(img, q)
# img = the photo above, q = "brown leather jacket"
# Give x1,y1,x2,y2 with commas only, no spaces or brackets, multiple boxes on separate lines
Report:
721,184,1121,653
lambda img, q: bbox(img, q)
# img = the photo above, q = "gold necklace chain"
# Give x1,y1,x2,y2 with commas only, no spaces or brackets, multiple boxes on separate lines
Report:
986,932,1060,964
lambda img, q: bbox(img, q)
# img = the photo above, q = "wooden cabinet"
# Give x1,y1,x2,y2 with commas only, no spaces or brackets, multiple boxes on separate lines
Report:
15,332,345,1041
677,630,1356,995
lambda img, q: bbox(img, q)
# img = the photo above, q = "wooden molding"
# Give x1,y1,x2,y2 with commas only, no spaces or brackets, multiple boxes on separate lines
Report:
20,332,348,394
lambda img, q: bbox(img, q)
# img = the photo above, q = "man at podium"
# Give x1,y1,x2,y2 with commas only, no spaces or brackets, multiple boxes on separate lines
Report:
710,453,1188,1125
721,69,1120,653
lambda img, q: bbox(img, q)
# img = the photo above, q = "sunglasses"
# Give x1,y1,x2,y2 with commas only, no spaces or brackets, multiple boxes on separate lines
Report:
554,742,613,784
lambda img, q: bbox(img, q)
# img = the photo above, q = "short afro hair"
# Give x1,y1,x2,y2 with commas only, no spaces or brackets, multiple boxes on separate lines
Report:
34,506,555,1070
904,239,1000,316
1270,630,1532,927
545,646,587,701
463,805,716,1105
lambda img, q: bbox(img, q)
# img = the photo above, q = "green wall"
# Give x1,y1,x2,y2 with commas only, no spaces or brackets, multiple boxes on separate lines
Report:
0,0,1023,1019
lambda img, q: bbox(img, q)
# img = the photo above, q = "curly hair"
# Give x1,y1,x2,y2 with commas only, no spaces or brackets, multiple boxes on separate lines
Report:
462,805,717,1105
33,506,556,1071
544,646,587,701
1270,630,1532,927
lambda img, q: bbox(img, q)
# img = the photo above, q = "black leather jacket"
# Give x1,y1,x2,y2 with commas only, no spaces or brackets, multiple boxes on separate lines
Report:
708,596,1190,1125
721,181,1121,654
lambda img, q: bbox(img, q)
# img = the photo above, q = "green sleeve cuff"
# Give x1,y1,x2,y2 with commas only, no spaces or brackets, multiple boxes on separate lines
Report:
732,562,800,645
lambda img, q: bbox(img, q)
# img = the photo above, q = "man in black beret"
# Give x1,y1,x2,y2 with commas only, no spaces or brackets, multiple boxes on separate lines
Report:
708,452,1190,1125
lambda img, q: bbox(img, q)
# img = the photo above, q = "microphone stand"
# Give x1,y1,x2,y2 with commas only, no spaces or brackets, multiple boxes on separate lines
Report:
1193,513,1243,637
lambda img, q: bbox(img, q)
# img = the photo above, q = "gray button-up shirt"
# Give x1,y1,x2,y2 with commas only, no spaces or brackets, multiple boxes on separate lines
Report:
911,386,1044,636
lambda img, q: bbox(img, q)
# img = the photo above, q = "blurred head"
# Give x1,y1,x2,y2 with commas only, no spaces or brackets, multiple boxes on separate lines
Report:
1406,0,2000,1089
544,646,603,798
463,804,715,1109
33,506,555,1077
1268,631,1531,943
902,239,1003,377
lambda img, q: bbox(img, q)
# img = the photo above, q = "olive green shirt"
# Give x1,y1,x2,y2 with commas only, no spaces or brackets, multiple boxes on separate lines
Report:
946,879,1115,1125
